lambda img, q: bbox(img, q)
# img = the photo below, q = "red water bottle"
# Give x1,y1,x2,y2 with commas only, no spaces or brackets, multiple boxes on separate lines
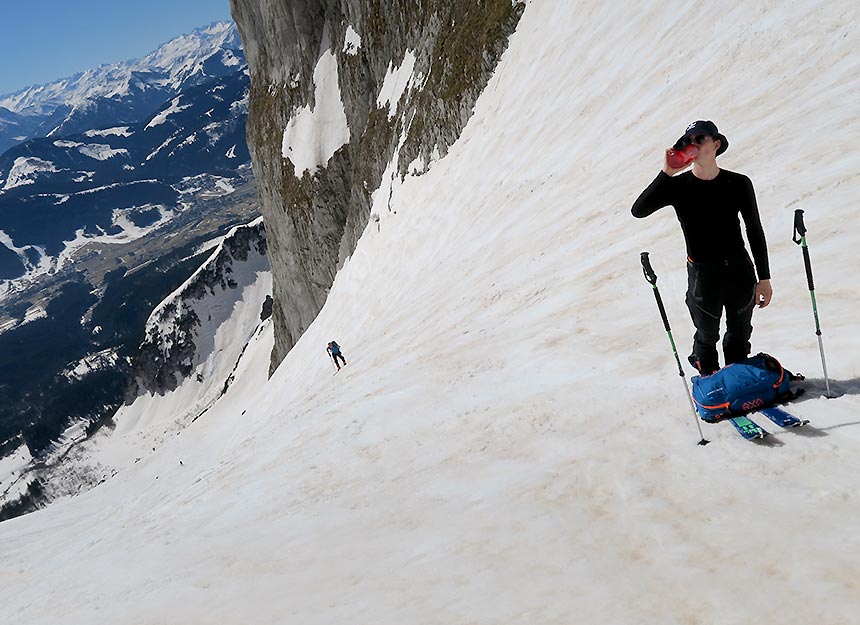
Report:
666,144,698,169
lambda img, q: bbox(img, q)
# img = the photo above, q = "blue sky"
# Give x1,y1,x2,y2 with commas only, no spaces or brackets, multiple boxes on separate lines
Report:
0,0,233,96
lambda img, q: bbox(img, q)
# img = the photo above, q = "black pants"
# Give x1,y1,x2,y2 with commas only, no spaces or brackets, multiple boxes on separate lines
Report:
332,352,346,367
685,257,757,374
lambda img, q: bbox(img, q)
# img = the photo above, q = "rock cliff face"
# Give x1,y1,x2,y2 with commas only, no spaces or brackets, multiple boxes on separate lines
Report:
230,0,524,372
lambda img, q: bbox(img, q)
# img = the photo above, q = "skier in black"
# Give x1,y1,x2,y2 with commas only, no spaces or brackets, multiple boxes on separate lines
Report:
632,120,772,376
326,340,347,370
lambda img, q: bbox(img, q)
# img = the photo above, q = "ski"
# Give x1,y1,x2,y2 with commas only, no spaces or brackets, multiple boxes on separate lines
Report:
728,415,768,440
758,405,808,428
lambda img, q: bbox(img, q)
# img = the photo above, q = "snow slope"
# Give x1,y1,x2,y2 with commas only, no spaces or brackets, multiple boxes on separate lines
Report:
2,2,860,624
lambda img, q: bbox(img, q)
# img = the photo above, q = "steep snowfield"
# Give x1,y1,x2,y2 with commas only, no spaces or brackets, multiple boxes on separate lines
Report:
0,444,34,505
61,224,271,480
0,220,271,511
82,271,272,475
2,2,860,623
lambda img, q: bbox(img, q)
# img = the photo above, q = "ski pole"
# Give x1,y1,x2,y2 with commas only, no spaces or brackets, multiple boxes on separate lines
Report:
641,252,709,445
792,209,832,398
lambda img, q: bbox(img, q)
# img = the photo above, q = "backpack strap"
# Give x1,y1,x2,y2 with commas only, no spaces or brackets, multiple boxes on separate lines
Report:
759,352,789,389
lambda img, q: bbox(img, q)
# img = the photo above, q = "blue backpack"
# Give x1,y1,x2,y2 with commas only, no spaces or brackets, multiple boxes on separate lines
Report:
691,353,796,422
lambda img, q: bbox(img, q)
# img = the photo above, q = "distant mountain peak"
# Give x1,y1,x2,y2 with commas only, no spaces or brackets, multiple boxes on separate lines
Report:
0,21,244,118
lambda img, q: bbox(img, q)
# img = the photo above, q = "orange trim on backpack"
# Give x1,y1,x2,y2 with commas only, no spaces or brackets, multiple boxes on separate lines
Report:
693,398,731,411
772,365,785,388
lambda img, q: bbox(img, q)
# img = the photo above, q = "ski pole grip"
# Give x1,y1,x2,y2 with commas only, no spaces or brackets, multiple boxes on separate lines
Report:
640,251,658,285
793,209,806,244
803,246,815,291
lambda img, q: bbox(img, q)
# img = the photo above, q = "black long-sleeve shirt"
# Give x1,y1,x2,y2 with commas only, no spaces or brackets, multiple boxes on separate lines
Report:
632,169,770,280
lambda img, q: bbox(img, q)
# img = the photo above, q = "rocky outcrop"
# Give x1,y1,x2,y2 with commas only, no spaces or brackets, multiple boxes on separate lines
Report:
230,0,524,373
260,294,274,321
0,479,47,523
132,218,269,394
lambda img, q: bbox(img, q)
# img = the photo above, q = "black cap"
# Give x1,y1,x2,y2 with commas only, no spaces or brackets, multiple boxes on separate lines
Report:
674,120,729,156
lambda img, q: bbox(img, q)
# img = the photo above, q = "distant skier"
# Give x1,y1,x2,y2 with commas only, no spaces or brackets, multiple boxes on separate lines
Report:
631,120,772,376
326,340,347,370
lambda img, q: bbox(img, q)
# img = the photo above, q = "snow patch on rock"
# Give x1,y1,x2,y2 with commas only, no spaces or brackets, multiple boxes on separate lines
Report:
343,25,362,55
376,50,417,120
281,50,350,176
2,157,60,190
145,97,190,129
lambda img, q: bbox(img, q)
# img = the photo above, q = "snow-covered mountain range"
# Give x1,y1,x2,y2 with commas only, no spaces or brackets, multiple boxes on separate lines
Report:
0,22,243,147
0,21,261,473
0,70,250,285
0,22,250,292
